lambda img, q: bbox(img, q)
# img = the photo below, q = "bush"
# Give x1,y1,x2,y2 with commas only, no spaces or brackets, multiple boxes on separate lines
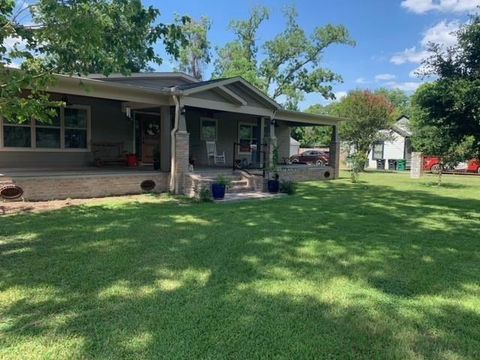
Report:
280,181,297,195
196,186,212,202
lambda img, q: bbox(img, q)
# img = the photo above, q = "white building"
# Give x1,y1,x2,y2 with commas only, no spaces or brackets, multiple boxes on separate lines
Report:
367,116,413,170
289,137,300,157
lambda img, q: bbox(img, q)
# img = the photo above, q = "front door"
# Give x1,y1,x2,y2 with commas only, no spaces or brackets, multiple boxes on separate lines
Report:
139,114,161,163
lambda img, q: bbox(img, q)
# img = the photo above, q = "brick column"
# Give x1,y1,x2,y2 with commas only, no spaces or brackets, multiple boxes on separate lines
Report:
329,125,340,179
173,131,189,194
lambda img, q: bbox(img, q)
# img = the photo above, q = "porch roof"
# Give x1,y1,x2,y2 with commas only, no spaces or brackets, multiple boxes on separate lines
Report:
46,71,345,126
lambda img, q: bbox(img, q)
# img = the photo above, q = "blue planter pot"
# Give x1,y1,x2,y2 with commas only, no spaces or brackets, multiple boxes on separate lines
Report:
211,183,226,200
267,180,280,193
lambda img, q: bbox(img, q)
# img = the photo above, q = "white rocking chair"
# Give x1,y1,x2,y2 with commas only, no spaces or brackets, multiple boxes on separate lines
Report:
206,141,226,165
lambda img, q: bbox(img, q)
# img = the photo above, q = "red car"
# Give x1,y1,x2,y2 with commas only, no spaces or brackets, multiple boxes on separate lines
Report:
424,156,480,173
290,150,329,166
423,156,442,173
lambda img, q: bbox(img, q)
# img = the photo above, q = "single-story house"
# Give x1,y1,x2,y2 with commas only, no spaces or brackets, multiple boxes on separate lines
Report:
368,116,413,170
0,72,342,200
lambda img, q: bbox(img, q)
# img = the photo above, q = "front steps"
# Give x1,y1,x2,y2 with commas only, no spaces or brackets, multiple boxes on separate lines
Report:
184,169,265,198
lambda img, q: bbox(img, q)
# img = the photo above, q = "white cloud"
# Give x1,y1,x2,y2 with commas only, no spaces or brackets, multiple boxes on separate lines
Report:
385,81,422,92
391,46,430,65
421,20,460,47
2,36,27,52
355,77,368,84
374,73,396,81
390,20,461,66
333,91,348,101
409,67,421,78
401,0,479,14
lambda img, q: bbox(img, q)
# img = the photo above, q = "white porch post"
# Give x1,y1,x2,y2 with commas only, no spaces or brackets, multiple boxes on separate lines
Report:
160,106,171,172
330,125,340,179
266,118,277,168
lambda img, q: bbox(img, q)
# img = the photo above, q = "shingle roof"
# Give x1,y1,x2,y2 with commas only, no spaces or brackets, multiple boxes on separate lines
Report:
173,78,231,90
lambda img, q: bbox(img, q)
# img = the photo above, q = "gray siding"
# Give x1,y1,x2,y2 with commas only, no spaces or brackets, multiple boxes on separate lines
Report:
186,109,259,167
0,95,132,168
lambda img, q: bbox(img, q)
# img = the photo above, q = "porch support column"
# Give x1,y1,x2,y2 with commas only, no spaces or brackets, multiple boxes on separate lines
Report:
172,106,189,194
160,106,171,172
329,125,340,179
266,118,277,169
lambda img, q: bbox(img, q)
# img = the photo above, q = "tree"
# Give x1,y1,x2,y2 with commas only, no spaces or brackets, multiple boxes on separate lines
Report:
291,104,332,147
174,15,211,80
331,90,396,181
1,0,189,124
373,88,412,118
411,14,480,181
213,6,355,109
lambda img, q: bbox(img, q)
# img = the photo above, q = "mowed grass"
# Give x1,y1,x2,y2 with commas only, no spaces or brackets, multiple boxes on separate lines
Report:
0,173,479,359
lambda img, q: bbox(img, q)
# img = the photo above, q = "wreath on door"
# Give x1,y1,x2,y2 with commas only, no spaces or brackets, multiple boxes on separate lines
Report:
145,123,160,136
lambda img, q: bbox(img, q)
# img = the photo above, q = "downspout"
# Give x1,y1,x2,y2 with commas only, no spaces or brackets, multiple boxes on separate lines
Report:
170,94,180,193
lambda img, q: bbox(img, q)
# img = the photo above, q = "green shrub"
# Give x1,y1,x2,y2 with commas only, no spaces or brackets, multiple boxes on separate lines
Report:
214,175,231,188
196,186,212,202
280,181,297,195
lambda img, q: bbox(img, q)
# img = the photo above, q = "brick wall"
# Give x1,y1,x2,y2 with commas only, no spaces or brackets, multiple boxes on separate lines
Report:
8,172,169,201
266,165,335,182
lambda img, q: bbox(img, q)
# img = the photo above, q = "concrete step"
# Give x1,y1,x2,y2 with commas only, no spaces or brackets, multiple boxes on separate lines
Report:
228,186,254,193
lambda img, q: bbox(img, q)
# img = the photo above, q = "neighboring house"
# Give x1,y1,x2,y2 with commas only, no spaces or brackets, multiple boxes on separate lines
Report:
368,116,413,170
0,72,342,200
289,137,300,157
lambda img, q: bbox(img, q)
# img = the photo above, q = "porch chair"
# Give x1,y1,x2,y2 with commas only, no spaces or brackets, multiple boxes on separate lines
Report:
205,141,226,165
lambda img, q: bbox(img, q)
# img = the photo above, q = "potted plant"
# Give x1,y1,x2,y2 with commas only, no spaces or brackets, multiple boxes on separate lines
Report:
211,175,231,200
267,172,280,193
267,145,280,193
153,148,161,170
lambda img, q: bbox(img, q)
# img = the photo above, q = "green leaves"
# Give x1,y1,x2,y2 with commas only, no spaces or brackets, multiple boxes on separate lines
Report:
213,6,354,109
174,16,212,80
1,0,190,123
413,15,480,164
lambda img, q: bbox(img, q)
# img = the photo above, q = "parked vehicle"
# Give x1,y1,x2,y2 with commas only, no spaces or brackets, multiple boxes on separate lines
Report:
289,150,329,166
467,159,480,173
423,156,480,174
423,156,442,173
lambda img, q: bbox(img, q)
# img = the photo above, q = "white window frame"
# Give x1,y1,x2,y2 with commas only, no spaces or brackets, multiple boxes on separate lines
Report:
238,121,258,155
0,105,91,152
200,117,217,141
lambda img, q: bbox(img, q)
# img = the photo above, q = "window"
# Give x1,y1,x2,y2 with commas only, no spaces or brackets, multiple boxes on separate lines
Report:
35,109,61,148
238,123,258,153
64,108,88,148
200,118,217,141
3,119,31,148
1,106,90,151
372,142,384,160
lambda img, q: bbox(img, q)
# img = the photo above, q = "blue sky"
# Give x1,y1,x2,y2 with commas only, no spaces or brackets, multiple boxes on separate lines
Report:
6,1,478,110
146,0,477,109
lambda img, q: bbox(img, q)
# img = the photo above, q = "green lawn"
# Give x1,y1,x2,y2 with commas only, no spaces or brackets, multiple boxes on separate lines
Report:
1,173,479,359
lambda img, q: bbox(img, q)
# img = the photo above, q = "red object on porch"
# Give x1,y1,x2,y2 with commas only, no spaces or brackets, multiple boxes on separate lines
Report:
126,154,138,167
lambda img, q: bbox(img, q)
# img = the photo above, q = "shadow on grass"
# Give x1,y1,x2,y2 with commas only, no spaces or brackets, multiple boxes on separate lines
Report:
0,180,479,359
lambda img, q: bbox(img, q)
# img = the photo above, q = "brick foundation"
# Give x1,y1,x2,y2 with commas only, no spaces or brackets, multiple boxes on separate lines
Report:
266,165,335,182
6,172,169,201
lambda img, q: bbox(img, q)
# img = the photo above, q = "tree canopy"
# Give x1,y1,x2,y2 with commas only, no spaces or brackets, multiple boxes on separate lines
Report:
213,6,355,110
1,0,189,123
174,15,211,80
331,90,396,178
411,14,480,166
